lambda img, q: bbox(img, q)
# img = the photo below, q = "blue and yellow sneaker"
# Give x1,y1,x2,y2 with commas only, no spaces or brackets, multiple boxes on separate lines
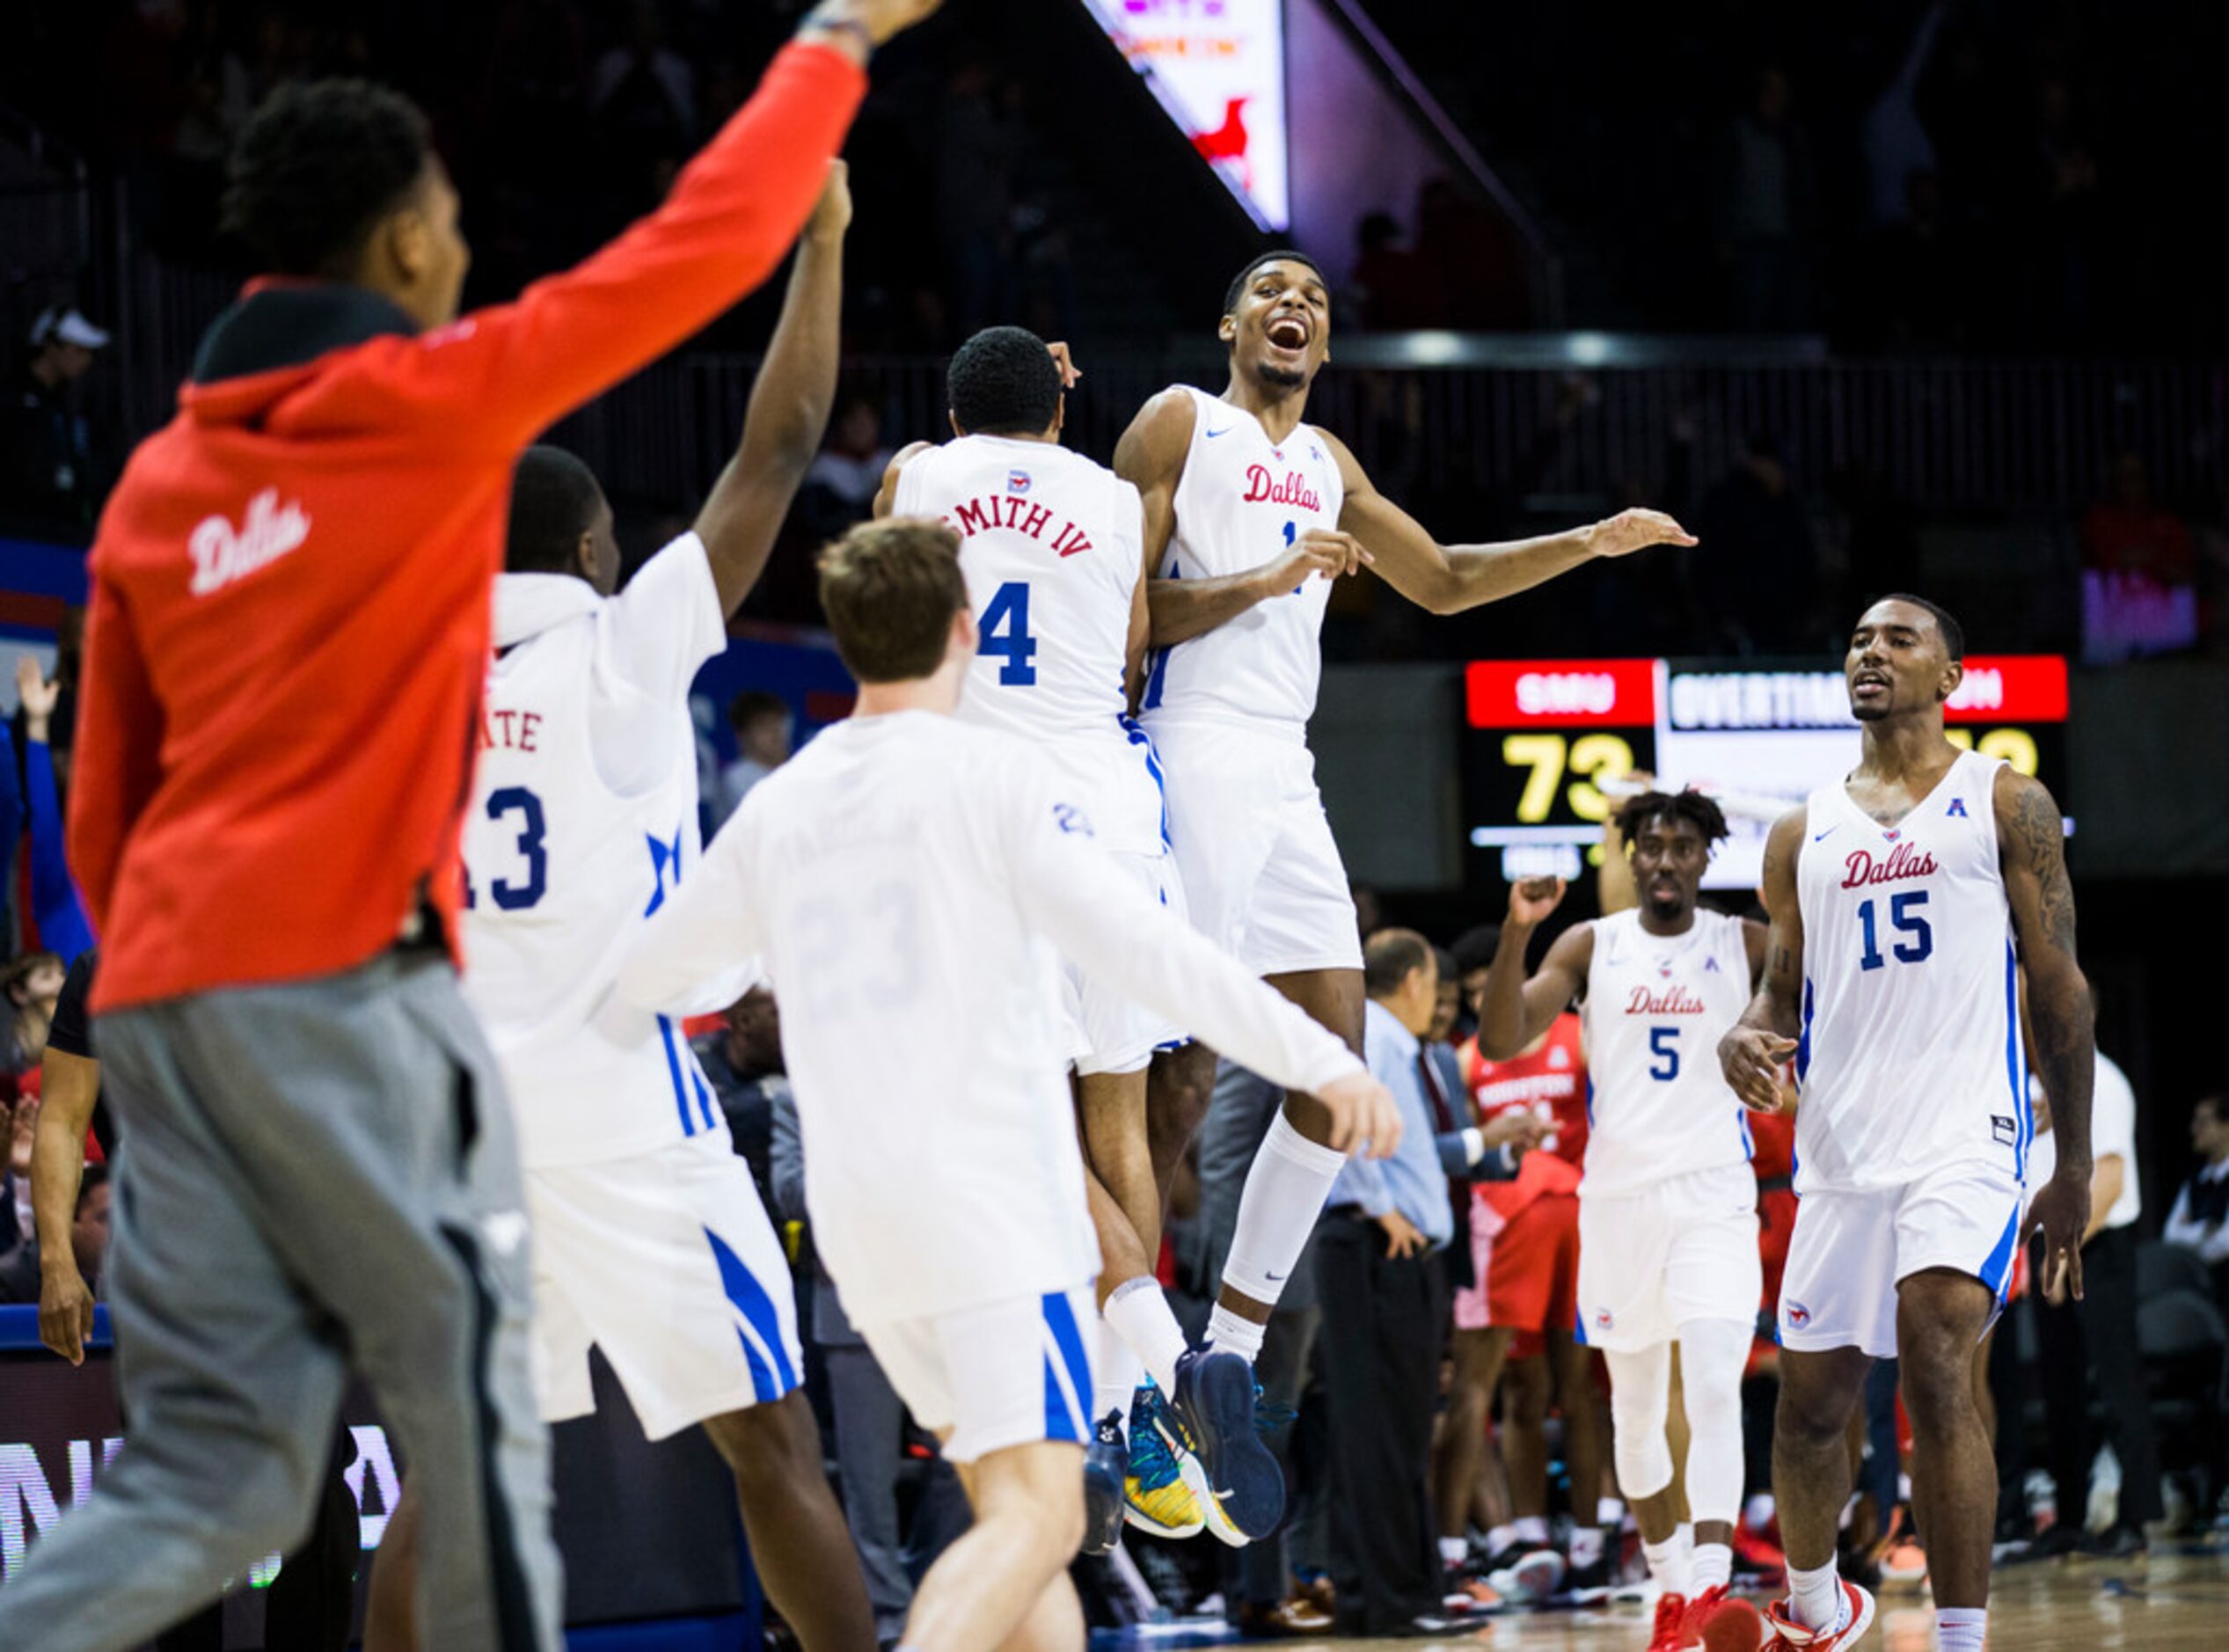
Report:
1124,1385,1206,1539
1083,1410,1127,1555
1158,1347,1285,1547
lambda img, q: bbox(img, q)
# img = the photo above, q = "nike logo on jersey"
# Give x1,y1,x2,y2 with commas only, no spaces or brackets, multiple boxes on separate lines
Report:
1204,424,1234,439
1812,825,1841,843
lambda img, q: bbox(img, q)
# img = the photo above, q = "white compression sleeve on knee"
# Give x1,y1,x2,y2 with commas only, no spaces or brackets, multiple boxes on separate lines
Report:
1603,1342,1677,1502
1675,1318,1753,1527
1217,1108,1347,1310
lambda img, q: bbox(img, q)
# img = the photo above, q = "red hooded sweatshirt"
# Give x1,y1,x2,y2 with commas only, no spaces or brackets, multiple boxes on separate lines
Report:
68,40,863,1012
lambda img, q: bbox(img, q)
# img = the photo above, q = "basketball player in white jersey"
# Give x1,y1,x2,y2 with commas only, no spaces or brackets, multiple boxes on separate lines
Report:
612,518,1398,1652
1475,790,1768,1651
872,327,1248,1548
455,170,876,1649
1718,595,2093,1652
1113,250,1695,1396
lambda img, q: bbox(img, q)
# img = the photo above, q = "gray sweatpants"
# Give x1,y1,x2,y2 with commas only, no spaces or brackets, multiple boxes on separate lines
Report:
0,948,562,1652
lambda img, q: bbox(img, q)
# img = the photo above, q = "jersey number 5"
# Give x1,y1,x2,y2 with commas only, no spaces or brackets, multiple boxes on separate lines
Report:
1856,890,1933,971
980,581,1039,685
1648,1026,1680,1081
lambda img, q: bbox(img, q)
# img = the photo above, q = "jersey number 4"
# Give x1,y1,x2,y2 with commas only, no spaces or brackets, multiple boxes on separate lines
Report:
1856,890,1933,970
980,581,1039,685
465,786,548,911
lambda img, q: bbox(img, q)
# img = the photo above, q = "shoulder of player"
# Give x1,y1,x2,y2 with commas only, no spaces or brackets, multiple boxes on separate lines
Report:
1308,423,1366,488
1546,917,1599,971
1991,764,2064,864
1113,388,1197,486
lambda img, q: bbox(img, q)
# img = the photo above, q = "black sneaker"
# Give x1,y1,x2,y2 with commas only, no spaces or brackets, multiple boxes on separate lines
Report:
1561,1545,1615,1596
1161,1346,1285,1546
1081,1410,1126,1556
2075,1524,2148,1563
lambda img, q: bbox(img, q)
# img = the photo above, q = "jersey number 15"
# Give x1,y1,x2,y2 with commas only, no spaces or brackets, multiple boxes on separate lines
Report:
1856,890,1933,971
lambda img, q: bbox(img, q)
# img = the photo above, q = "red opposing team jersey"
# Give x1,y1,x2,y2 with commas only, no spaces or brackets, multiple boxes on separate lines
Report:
1459,1011,1589,1220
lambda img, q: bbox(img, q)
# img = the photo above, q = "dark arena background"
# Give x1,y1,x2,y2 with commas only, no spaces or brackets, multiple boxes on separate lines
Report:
2,2,2225,1648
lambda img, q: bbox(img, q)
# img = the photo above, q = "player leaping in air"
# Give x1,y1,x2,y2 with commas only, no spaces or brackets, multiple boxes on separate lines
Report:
1475,791,1770,1651
1112,251,1696,1478
615,518,1398,1652
1717,595,2093,1652
873,328,1246,1551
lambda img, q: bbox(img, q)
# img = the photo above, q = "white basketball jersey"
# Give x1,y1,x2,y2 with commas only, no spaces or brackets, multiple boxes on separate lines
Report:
615,711,1361,1325
1138,384,1345,736
1794,748,2028,1193
1580,908,1756,1197
895,435,1166,857
461,536,740,1170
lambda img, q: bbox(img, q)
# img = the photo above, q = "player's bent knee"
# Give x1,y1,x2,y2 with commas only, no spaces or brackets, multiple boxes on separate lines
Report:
974,1441,1088,1560
703,1390,818,1478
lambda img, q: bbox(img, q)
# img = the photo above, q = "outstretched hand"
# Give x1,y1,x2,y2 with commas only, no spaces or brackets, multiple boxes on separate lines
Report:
1265,528,1371,591
14,655,58,727
813,0,945,48
1507,875,1567,928
1046,341,1081,390
1319,1071,1403,1159
1718,1026,1798,1113
1590,508,1697,559
2025,1172,2088,1305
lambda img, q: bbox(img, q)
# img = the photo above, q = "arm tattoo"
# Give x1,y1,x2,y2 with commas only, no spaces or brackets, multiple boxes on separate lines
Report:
2006,778,2077,955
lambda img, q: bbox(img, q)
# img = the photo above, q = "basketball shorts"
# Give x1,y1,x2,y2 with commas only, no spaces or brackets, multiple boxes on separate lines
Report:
1778,1159,2025,1358
527,1134,802,1440
1575,1163,1763,1353
1063,850,1188,1077
1454,1189,1580,1341
855,1283,1098,1465
1143,718,1363,978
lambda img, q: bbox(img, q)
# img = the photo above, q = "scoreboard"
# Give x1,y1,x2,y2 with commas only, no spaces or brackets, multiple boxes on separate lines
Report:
1463,655,2071,891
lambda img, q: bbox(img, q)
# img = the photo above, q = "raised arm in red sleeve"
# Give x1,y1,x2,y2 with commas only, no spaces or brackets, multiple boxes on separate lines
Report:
362,41,867,452
64,563,165,938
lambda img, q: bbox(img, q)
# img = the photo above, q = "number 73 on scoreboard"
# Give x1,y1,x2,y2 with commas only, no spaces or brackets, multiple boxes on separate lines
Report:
1461,655,2070,893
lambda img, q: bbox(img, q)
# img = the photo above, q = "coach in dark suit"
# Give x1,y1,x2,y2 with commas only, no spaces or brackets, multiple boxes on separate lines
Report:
1315,930,1539,1637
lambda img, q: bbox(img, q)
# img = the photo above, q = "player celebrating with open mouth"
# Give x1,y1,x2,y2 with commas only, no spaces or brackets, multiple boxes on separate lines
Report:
1110,252,1695,1541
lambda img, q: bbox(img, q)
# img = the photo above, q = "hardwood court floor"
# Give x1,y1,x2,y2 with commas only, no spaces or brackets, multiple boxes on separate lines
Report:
1100,1548,2229,1650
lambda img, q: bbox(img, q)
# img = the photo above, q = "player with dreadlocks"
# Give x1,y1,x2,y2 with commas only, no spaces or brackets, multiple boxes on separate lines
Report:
1475,789,1769,1650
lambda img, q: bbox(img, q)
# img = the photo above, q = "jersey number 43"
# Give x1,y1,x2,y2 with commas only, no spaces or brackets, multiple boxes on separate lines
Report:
464,786,548,911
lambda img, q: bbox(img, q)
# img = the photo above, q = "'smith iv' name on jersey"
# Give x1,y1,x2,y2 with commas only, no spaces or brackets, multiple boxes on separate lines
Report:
1581,908,1755,1197
1794,748,2028,1193
461,535,742,1171
895,435,1166,857
1139,384,1346,736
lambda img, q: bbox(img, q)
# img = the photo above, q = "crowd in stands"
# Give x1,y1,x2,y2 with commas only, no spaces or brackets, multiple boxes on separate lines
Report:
1356,0,2227,350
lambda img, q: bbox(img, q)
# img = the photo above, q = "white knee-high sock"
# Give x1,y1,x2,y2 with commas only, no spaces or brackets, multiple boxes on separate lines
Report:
1216,1109,1348,1336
